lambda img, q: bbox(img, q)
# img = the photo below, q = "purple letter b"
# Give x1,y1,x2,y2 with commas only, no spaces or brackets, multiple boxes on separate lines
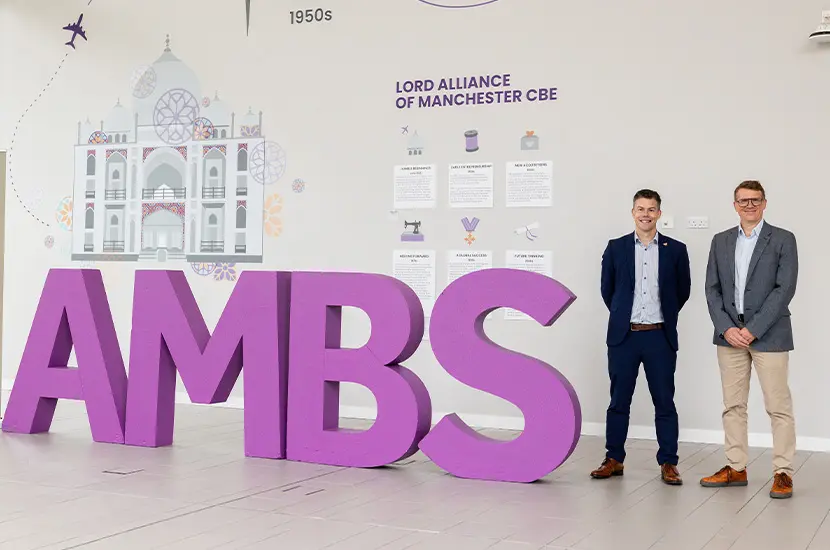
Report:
286,272,432,467
419,268,581,483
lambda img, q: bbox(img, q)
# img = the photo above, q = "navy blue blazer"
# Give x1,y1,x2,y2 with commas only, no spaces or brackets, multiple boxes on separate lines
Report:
601,232,691,351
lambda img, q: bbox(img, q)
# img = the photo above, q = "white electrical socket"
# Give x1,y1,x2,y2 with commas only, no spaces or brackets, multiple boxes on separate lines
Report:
687,216,709,229
658,215,674,230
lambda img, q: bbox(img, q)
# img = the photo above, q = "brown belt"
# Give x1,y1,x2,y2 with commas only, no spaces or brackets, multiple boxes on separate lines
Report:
630,323,663,332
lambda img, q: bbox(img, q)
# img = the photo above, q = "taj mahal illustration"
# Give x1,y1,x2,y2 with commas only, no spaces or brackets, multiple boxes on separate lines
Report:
71,36,284,263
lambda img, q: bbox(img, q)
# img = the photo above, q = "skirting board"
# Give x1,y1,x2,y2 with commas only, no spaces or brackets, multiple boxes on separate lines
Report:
175,394,830,453
3,380,829,453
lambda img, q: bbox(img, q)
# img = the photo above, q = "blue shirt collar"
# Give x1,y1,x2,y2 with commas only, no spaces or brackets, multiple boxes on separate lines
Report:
634,231,659,245
738,219,764,238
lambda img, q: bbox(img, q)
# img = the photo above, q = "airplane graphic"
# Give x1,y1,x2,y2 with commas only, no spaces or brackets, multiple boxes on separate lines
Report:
63,13,87,49
401,126,409,134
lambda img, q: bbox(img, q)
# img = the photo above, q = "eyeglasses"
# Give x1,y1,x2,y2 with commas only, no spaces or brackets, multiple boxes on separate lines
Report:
735,198,764,207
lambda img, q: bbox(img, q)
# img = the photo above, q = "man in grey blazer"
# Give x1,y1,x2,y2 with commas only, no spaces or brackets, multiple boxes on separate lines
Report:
701,180,798,499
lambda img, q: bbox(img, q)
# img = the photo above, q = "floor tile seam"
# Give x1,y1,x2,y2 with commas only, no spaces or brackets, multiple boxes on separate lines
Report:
643,488,721,550
805,508,830,550
58,467,348,548
555,478,663,547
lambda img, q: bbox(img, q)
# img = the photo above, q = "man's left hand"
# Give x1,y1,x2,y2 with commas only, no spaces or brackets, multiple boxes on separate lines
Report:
739,328,755,344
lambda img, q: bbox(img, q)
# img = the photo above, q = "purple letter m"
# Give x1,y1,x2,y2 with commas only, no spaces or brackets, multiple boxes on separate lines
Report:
124,270,291,459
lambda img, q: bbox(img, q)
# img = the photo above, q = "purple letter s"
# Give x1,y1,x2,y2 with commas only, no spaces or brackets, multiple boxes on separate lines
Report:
419,268,580,483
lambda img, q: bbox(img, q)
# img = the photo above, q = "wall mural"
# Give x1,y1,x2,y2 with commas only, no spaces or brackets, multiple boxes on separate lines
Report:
7,1,303,283
71,34,285,272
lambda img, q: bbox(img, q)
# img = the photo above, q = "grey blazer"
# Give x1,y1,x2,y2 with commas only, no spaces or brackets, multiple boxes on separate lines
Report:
704,221,798,352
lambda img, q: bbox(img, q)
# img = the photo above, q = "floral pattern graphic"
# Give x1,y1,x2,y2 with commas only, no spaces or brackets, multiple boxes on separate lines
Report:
55,197,73,230
44,235,55,249
292,178,306,193
263,193,284,238
213,262,238,282
191,262,217,276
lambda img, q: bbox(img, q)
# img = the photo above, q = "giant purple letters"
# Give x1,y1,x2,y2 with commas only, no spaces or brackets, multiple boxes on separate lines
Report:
2,267,580,483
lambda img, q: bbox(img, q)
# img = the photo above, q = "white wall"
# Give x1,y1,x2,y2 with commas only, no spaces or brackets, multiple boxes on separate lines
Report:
2,0,830,451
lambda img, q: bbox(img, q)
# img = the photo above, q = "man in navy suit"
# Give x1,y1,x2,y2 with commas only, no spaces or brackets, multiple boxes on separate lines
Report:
591,189,691,485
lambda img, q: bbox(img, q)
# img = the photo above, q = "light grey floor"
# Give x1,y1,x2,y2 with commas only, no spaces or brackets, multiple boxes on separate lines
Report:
0,399,828,550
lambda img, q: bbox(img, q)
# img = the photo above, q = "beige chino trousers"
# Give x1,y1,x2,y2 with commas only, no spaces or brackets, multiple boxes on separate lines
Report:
716,346,796,476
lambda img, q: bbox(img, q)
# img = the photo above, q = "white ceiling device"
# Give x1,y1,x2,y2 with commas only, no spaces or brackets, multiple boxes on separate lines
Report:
809,10,830,43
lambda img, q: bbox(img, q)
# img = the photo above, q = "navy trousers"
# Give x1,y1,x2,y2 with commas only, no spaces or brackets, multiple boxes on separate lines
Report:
606,329,679,466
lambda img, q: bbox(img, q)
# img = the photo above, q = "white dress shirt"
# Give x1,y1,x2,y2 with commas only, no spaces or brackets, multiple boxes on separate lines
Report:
734,219,764,315
631,232,663,324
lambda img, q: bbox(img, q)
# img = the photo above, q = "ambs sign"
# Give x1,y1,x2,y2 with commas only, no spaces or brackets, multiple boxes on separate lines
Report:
2,268,581,484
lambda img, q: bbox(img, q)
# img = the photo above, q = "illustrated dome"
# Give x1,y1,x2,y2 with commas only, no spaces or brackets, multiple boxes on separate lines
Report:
104,99,132,132
202,92,231,128
132,35,203,128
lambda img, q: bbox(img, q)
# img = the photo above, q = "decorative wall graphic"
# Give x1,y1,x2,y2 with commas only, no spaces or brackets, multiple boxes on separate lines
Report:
292,178,306,193
153,88,201,145
520,130,539,150
62,13,87,49
214,262,238,281
55,197,73,230
263,193,284,238
7,51,70,227
44,235,55,249
71,36,268,265
191,262,217,276
89,130,108,144
465,129,479,152
130,66,157,99
418,0,502,7
514,221,540,241
250,141,287,185
461,216,480,245
407,130,424,156
192,117,215,140
401,125,409,134
401,220,424,242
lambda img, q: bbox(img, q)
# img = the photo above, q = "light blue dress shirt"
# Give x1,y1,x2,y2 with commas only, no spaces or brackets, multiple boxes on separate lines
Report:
734,219,764,315
631,233,663,324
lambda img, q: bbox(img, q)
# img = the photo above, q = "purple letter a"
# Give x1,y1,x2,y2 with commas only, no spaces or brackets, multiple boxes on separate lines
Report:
124,270,290,459
2,269,128,444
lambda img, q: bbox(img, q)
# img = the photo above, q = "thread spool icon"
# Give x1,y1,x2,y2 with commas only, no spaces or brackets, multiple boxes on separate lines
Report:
464,129,479,152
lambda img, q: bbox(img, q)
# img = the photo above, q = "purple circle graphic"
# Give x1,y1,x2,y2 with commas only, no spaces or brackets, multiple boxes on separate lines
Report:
418,0,501,7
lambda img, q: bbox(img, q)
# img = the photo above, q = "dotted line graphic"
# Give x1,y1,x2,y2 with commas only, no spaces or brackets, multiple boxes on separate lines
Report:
7,52,70,227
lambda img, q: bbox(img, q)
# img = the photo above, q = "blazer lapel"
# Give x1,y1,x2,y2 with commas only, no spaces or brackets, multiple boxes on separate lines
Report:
625,232,635,287
725,229,738,291
658,236,668,298
746,222,772,282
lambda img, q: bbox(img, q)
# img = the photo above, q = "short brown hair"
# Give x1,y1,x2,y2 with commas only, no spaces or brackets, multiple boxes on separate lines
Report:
734,180,766,201
633,189,661,209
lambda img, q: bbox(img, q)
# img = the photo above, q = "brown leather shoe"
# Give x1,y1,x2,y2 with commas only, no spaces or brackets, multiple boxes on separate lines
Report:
661,463,683,485
700,465,748,487
770,472,793,499
590,458,624,479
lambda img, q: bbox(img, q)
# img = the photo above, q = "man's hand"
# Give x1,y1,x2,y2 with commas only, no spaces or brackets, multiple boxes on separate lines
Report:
739,327,756,345
724,327,750,349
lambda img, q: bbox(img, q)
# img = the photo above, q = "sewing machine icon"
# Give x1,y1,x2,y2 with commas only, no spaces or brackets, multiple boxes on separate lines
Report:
401,220,425,242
